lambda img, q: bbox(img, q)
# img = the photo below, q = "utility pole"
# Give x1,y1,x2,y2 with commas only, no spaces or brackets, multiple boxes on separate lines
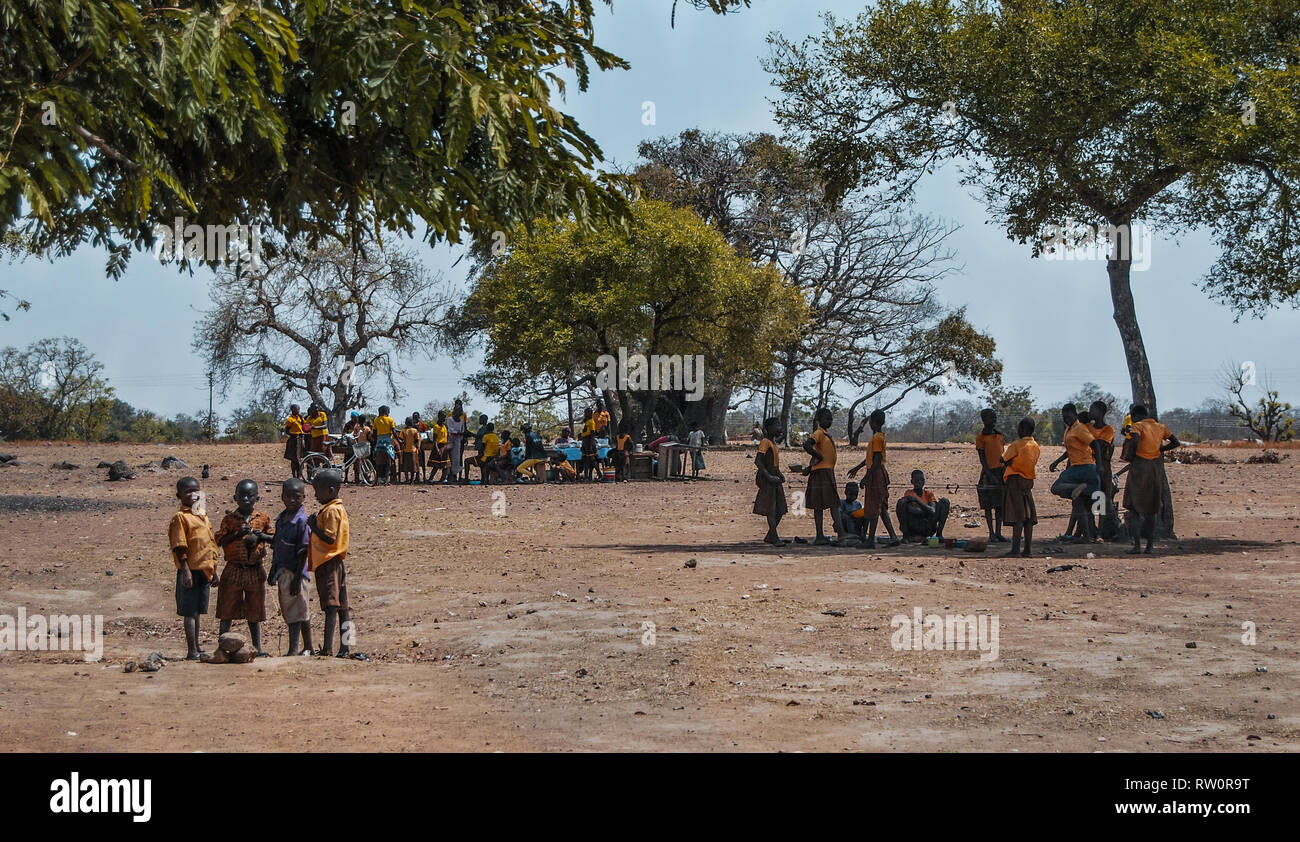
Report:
207,368,215,441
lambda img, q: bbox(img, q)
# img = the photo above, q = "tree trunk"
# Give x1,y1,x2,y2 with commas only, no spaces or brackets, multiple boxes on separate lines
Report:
1107,254,1174,538
704,386,730,444
779,362,797,446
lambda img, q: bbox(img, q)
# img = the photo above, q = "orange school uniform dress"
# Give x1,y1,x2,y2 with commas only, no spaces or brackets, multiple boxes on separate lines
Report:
860,431,890,516
804,427,839,511
1001,436,1041,525
1123,418,1172,515
753,438,787,518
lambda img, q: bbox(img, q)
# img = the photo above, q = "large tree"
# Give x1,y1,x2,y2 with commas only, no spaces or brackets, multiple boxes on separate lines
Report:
0,336,114,439
767,0,1299,533
1,1,638,272
197,242,454,425
457,199,805,440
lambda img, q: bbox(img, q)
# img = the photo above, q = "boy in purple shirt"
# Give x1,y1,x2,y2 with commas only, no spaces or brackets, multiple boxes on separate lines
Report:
267,478,314,656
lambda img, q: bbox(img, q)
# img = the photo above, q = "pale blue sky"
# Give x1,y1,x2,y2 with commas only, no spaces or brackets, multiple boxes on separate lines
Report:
4,0,1297,421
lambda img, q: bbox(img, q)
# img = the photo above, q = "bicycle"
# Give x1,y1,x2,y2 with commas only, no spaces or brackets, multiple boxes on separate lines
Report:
302,433,376,486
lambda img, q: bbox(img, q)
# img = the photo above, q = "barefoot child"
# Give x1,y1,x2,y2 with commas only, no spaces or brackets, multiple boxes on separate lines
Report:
895,470,950,542
1049,403,1101,542
1000,417,1041,558
1121,404,1179,554
753,417,789,545
167,477,220,660
1088,400,1118,539
975,409,1007,543
801,408,841,545
214,479,274,656
847,409,900,548
836,482,866,541
308,470,353,657
268,478,314,656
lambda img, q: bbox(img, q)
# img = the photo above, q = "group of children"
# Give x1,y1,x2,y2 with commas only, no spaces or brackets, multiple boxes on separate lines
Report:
284,397,701,486
754,401,1179,556
166,469,354,660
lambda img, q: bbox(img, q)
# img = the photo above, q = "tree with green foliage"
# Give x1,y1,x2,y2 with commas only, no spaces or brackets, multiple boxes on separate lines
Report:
1,0,642,273
767,0,1300,533
458,199,805,441
0,337,114,439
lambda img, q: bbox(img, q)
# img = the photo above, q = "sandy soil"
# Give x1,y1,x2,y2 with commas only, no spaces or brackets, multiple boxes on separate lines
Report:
0,440,1295,752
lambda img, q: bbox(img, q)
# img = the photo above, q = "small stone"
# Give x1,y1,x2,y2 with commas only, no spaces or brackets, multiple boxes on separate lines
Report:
1185,642,1197,649
123,661,137,673
218,633,246,653
684,559,697,569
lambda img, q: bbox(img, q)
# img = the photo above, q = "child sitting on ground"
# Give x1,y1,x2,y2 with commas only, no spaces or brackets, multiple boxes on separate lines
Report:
895,469,950,542
837,481,866,540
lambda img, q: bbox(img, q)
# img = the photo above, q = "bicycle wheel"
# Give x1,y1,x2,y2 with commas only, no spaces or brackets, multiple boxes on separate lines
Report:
302,453,333,482
358,457,376,486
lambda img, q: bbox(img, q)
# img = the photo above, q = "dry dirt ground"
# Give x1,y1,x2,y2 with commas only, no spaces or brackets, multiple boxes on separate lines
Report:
0,440,1295,752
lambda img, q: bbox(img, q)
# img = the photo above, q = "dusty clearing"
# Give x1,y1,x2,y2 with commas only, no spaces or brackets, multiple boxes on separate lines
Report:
0,441,1295,752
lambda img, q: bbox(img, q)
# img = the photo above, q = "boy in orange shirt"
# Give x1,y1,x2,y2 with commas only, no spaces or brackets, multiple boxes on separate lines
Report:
167,476,220,660
308,470,354,657
1001,417,1042,558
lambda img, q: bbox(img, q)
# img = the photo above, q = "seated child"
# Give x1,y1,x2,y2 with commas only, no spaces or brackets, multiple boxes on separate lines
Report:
895,469,951,542
549,452,578,482
837,481,866,540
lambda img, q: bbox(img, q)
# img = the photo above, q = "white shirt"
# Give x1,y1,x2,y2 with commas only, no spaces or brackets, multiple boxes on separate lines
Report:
688,430,705,448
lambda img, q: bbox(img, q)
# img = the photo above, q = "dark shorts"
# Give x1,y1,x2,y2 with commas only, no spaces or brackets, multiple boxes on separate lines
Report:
861,465,890,516
175,568,211,617
315,558,349,611
215,563,267,622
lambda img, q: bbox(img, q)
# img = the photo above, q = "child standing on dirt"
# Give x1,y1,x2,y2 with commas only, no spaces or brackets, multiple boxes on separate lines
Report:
753,417,789,546
283,404,307,479
167,476,220,660
308,470,353,657
371,406,397,485
400,417,421,484
1000,417,1042,558
847,409,900,548
268,478,314,656
975,409,1007,543
801,408,840,545
214,479,274,656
